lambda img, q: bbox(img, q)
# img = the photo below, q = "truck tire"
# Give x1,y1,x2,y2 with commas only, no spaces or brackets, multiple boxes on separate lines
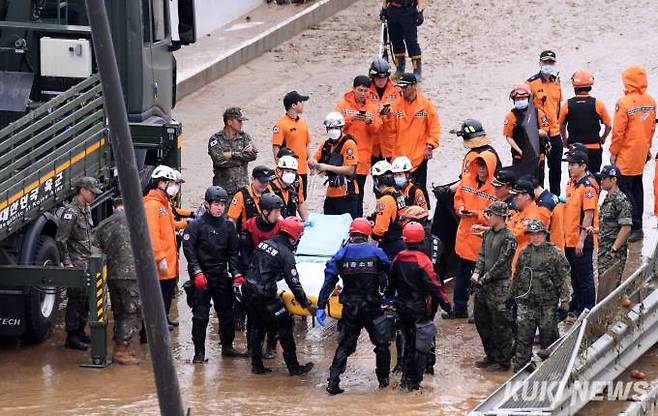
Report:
23,235,61,343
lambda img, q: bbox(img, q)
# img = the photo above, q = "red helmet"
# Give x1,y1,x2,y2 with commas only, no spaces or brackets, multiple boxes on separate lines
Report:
402,221,425,244
280,216,305,242
571,70,594,87
349,217,372,236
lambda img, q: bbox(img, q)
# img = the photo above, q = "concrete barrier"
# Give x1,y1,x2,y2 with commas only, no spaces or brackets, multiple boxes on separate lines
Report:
176,0,353,100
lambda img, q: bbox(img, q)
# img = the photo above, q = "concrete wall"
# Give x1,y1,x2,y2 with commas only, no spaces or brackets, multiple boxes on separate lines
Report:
195,0,262,36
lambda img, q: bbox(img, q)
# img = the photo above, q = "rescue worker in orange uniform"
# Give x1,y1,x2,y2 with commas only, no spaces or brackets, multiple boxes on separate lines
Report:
370,160,406,259
309,112,360,217
504,83,551,180
269,154,309,221
562,150,599,317
228,165,277,230
392,156,428,210
444,152,498,319
381,73,439,193
144,165,180,329
272,91,312,197
559,70,612,173
609,65,656,242
527,50,564,195
336,75,382,217
457,119,501,181
368,58,402,162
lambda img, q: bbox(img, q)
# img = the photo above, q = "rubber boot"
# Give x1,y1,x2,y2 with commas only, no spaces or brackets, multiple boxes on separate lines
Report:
77,329,91,344
192,349,206,364
411,56,422,81
222,346,248,358
289,362,314,376
113,343,140,365
394,55,406,80
326,377,344,395
65,333,88,351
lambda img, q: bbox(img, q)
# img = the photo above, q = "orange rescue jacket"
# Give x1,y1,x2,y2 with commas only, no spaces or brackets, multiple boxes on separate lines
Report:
144,189,178,280
336,91,382,175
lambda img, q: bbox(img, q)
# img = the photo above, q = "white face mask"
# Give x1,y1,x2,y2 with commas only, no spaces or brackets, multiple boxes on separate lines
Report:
514,99,529,110
166,184,180,197
282,172,297,185
327,128,341,141
394,174,407,187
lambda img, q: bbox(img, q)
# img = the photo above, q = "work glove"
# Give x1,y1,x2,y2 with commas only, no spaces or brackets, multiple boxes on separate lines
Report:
379,7,387,22
158,258,168,274
416,9,424,26
316,309,327,326
306,303,318,316
233,274,245,301
193,272,208,290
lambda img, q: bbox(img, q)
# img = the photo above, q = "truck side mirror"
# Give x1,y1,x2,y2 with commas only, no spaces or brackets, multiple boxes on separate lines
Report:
178,0,196,46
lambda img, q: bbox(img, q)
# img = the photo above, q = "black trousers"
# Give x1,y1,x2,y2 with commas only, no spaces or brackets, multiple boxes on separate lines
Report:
547,135,563,195
586,147,603,174
160,278,177,316
324,195,357,218
618,174,644,231
565,246,595,315
299,174,308,200
387,6,420,57
399,313,429,388
329,306,390,383
453,258,475,314
65,287,88,333
411,159,431,209
191,278,235,352
244,292,300,371
355,174,367,218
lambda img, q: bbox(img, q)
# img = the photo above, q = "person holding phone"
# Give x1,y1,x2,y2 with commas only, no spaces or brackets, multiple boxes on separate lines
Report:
336,75,382,217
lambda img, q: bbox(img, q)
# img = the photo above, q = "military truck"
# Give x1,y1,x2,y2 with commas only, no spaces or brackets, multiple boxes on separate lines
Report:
0,0,196,343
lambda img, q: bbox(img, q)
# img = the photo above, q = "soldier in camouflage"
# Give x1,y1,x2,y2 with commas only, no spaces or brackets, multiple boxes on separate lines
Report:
509,220,572,371
94,198,141,365
471,201,516,372
598,165,632,286
208,107,258,195
55,176,102,351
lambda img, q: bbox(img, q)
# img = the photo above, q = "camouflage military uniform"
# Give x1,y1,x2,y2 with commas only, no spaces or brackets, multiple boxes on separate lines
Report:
94,209,142,345
511,240,571,369
472,225,517,367
56,197,96,333
208,129,257,196
598,189,632,286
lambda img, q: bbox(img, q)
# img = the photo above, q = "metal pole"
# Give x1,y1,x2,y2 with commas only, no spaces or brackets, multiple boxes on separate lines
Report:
83,2,185,415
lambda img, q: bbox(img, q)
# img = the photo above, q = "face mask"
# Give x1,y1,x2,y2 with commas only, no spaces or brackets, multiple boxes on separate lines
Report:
282,172,296,185
514,99,529,110
327,128,341,141
166,184,180,197
394,175,407,187
541,65,555,76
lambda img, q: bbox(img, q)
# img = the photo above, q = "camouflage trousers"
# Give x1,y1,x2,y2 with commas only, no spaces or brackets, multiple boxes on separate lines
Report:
598,246,627,287
108,280,142,345
513,302,558,369
473,281,514,365
65,287,89,333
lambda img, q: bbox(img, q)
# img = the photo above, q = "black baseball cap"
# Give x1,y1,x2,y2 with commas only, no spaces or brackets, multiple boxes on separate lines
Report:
600,164,621,178
563,150,589,164
510,179,535,195
491,169,516,187
540,50,557,61
283,91,309,110
565,142,588,156
252,165,276,182
396,73,417,87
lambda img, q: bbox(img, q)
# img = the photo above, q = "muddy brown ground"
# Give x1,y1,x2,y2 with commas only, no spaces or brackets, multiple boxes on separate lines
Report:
2,0,658,414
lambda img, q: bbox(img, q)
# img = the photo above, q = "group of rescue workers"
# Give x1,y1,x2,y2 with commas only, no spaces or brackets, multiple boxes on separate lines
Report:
53,0,658,393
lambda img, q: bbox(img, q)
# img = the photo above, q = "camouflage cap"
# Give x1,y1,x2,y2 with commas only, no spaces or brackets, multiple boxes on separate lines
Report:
223,107,248,121
525,219,548,234
484,201,509,217
75,176,102,194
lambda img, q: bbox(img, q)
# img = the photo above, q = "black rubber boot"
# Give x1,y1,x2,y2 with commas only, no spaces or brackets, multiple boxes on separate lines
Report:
326,377,344,395
251,365,273,375
76,330,91,344
394,55,406,79
65,334,88,351
222,346,248,358
192,350,206,364
289,362,314,376
411,56,422,81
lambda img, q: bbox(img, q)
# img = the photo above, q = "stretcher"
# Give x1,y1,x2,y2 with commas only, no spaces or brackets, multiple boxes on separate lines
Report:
277,213,351,319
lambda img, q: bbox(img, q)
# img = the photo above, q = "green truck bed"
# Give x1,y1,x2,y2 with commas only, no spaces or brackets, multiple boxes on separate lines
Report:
0,75,111,242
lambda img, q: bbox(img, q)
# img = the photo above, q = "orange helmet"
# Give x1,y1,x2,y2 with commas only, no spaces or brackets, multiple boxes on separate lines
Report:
571,70,594,87
509,83,531,100
349,217,372,236
280,216,305,242
402,221,425,244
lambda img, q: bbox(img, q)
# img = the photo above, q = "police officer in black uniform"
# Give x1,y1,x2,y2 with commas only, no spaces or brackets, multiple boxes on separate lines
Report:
182,186,247,363
380,0,426,79
242,216,316,376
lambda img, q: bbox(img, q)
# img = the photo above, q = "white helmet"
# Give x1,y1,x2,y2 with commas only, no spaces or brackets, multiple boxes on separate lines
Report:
391,156,413,173
371,160,393,177
323,111,345,129
151,165,177,181
173,169,185,183
277,155,299,171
